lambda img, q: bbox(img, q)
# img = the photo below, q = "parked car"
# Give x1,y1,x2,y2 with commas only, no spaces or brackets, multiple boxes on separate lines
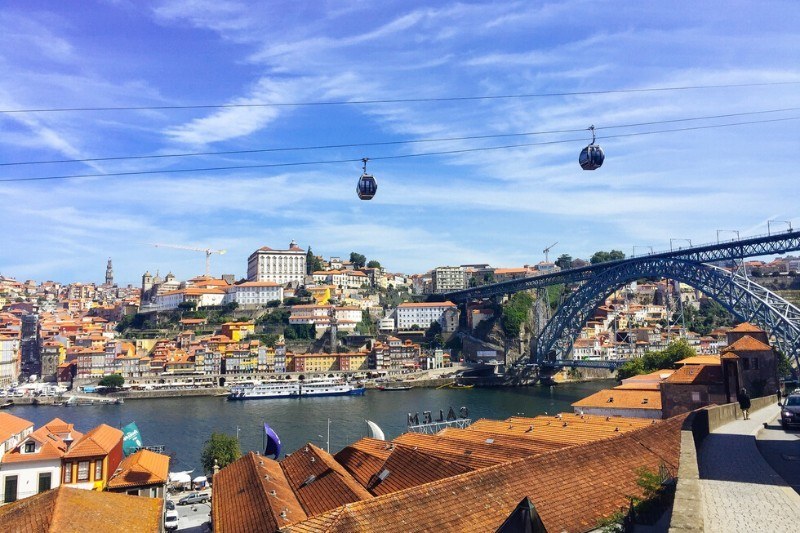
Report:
164,510,179,531
781,393,800,429
165,499,175,511
178,492,210,505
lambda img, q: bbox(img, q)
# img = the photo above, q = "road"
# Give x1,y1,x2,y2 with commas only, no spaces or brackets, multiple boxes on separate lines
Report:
167,489,212,532
756,409,800,494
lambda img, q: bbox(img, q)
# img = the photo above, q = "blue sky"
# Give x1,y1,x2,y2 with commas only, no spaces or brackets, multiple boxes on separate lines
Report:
1,0,799,286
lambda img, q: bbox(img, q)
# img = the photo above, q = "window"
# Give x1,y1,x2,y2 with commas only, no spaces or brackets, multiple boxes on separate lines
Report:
753,358,759,370
38,472,52,493
742,358,750,370
95,460,103,480
4,476,18,503
77,461,90,481
24,441,35,453
692,391,702,402
64,463,73,484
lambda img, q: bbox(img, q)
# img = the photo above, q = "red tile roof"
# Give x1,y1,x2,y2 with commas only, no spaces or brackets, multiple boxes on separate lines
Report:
283,414,687,533
0,485,162,532
65,424,122,459
367,445,471,496
721,335,772,352
0,412,33,444
213,452,307,532
107,449,170,489
664,364,723,385
281,443,372,515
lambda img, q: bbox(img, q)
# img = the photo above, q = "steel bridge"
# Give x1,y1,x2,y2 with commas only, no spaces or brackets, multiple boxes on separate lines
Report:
436,230,800,369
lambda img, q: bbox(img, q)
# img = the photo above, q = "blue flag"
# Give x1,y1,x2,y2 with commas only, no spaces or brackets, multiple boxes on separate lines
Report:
122,422,143,456
264,423,282,459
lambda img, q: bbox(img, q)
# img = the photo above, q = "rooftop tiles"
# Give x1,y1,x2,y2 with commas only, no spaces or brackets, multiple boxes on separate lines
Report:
106,449,170,489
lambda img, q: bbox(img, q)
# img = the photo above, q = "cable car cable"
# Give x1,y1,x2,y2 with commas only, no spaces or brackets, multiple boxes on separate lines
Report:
0,81,798,114
3,107,799,168
1,115,799,183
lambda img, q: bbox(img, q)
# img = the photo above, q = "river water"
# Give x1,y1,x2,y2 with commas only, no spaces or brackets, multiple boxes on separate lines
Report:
10,380,611,473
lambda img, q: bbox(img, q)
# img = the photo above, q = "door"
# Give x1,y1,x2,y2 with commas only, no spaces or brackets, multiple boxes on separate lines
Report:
4,475,18,503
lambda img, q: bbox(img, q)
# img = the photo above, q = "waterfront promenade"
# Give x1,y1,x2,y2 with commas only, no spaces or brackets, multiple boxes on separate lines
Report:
697,403,800,532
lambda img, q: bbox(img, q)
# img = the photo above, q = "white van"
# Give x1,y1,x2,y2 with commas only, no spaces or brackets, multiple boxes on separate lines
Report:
164,509,179,531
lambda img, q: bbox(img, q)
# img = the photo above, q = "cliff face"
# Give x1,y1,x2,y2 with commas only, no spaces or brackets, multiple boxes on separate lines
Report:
462,292,549,364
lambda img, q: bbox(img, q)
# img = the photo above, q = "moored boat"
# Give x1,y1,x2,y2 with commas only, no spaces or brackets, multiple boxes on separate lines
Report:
228,378,365,400
378,384,413,391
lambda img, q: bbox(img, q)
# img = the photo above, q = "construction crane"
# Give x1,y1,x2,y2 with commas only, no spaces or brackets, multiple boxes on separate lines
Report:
543,242,558,263
151,244,227,277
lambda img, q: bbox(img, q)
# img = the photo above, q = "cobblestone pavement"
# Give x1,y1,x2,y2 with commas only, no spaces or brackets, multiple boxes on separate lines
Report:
698,404,800,533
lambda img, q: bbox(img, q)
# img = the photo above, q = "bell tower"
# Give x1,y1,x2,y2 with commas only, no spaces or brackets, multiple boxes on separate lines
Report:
105,258,114,286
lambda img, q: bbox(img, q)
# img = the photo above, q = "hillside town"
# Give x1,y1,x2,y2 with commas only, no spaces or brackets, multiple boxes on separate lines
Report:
0,243,798,392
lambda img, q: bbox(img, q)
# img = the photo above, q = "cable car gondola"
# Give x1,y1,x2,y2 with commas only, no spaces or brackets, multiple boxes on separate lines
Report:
356,157,377,200
579,125,604,170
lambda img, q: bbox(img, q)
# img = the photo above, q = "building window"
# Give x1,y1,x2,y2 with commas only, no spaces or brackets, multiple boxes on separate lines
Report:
691,391,701,402
64,463,73,484
95,460,103,480
38,472,52,493
4,475,18,503
77,461,90,481
742,358,750,370
24,441,35,453
752,358,759,370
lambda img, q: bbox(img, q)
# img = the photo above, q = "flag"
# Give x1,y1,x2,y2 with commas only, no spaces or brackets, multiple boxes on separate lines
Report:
122,422,143,456
366,420,385,441
264,423,282,459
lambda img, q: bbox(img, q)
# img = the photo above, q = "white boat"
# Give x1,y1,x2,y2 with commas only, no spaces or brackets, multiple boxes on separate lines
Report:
228,378,365,400
228,381,300,400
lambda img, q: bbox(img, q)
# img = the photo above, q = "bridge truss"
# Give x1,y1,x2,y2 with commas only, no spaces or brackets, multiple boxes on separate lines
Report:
533,258,800,369
437,230,800,370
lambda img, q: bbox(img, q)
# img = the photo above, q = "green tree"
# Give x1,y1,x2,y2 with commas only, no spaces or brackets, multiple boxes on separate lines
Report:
98,374,124,389
590,250,626,264
366,260,381,269
178,301,197,311
200,432,241,473
616,339,696,380
501,292,534,338
307,247,323,274
555,254,573,270
350,252,367,269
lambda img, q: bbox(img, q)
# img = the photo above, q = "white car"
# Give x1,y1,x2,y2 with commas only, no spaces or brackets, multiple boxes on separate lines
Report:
164,509,179,531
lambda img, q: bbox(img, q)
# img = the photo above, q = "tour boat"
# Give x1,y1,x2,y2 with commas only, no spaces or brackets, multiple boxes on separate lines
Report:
228,379,365,400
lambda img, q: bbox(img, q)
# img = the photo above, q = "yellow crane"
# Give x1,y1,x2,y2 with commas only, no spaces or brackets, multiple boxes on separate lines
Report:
151,243,227,277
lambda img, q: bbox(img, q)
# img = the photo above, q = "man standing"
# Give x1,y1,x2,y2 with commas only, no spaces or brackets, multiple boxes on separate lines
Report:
737,387,752,420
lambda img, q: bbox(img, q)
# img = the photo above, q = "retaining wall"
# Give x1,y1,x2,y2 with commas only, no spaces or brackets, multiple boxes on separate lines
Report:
668,395,777,532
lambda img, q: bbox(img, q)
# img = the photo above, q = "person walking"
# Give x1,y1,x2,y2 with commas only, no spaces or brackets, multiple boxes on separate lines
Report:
777,387,783,406
737,387,751,420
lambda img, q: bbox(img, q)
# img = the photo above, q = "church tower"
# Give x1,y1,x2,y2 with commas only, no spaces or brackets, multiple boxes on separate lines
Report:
105,258,114,286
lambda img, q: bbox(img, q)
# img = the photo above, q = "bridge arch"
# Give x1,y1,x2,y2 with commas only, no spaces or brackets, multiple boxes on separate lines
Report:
534,257,800,368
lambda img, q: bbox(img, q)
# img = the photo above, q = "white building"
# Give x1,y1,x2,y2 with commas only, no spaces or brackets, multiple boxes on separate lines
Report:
0,335,20,387
433,266,466,293
0,417,75,502
289,305,362,332
396,302,459,332
247,241,307,285
224,282,284,306
153,288,226,312
312,270,369,289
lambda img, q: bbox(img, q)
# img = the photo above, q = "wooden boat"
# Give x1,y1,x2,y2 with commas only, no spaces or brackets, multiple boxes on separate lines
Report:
378,384,413,391
0,400,14,409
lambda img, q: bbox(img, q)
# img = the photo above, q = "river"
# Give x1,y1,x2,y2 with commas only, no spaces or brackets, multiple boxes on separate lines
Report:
10,380,611,473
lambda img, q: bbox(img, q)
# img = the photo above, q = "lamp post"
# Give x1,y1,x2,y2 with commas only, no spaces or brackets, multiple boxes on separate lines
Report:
669,238,692,252
767,219,793,235
716,229,739,244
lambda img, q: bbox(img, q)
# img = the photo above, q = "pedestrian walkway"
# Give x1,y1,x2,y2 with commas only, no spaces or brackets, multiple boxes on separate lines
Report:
698,403,800,533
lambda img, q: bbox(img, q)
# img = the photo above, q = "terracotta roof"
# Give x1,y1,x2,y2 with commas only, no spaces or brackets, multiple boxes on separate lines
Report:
721,335,773,353
107,449,170,489
281,443,373,516
282,414,688,533
676,355,721,366
213,452,307,533
728,322,764,333
0,485,162,532
65,424,122,459
572,389,662,410
613,382,661,391
333,438,393,489
664,364,723,385
0,412,33,444
367,445,471,496
2,419,82,464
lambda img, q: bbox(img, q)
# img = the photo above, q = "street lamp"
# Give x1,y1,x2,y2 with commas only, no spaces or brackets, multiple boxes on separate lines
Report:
716,229,740,244
670,238,692,252
767,219,793,235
